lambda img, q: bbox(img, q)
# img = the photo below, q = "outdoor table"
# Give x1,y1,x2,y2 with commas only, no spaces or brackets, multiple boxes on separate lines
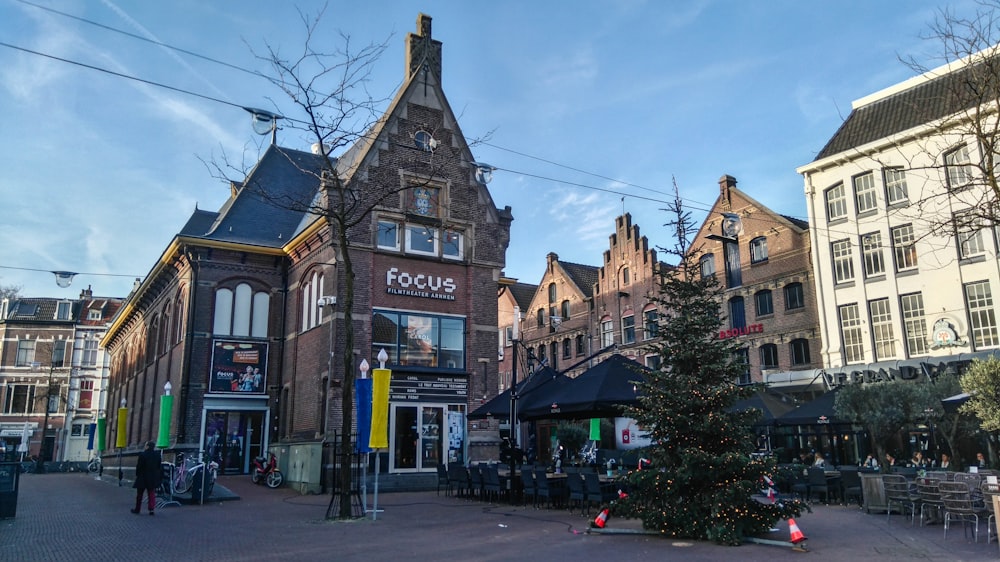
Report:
860,472,888,513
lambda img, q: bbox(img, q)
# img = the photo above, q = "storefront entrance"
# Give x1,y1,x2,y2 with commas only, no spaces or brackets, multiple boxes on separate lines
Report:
204,410,265,474
390,404,465,471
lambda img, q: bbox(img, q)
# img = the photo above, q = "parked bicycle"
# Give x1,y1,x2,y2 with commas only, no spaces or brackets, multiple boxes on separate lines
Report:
87,456,103,475
168,452,218,497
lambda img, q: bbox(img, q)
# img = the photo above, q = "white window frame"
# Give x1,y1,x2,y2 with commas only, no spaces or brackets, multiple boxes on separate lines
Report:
965,281,999,349
945,144,974,189
884,168,908,205
826,183,847,221
600,319,614,348
839,304,865,364
749,237,768,264
699,254,715,279
622,315,636,345
832,239,854,283
862,232,885,278
405,224,439,256
891,224,918,271
868,298,896,361
441,229,463,260
957,214,987,259
853,172,878,213
900,292,928,356
377,220,400,251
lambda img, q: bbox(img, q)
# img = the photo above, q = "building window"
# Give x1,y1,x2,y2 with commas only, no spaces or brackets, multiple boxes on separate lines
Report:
15,339,36,367
213,283,269,338
372,310,465,369
600,319,614,348
869,298,896,361
956,213,987,259
377,220,400,250
891,224,918,271
734,348,751,385
575,334,585,356
750,236,768,264
645,355,661,370
862,232,885,278
442,230,463,260
853,172,878,214
504,326,513,347
405,224,438,256
945,144,974,189
87,309,102,321
81,336,98,367
832,239,855,283
560,300,571,322
965,281,999,349
724,241,742,289
537,308,545,328
784,283,804,310
537,345,546,364
622,315,636,345
839,303,865,364
759,344,778,369
550,342,559,370
55,301,71,320
78,379,94,410
728,296,746,329
884,168,908,205
754,289,773,317
549,306,558,333
643,309,658,340
790,339,811,365
621,266,630,286
699,254,715,279
900,292,928,356
825,183,847,221
301,271,325,332
562,339,571,360
3,384,35,414
548,283,557,304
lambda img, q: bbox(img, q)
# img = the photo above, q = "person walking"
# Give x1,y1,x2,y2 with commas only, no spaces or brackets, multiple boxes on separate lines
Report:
131,441,162,516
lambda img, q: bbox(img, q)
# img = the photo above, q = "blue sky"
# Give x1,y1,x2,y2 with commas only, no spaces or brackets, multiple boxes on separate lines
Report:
0,0,980,297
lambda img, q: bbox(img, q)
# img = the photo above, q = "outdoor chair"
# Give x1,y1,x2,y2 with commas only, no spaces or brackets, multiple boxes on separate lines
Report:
436,463,449,496
839,468,863,508
468,464,484,501
448,464,471,499
534,468,556,508
882,474,920,525
482,465,504,503
789,469,810,501
940,481,988,542
981,481,1000,545
916,478,944,526
520,467,536,507
584,471,614,513
565,470,586,514
925,471,950,481
806,467,832,504
955,472,983,487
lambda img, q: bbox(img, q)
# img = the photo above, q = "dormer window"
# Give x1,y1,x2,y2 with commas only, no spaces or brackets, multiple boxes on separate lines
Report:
56,301,71,320
88,309,102,321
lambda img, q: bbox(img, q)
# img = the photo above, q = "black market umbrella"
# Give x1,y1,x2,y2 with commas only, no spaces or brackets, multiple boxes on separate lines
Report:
468,367,567,420
774,388,846,426
941,392,972,414
730,389,797,424
518,354,650,421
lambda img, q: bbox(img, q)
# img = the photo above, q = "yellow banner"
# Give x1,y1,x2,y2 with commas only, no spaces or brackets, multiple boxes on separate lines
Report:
116,407,128,448
369,368,391,449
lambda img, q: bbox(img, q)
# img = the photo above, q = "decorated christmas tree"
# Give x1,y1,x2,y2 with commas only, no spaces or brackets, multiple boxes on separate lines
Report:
616,184,802,545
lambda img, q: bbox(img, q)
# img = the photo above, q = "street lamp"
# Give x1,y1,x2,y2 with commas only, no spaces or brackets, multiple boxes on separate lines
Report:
243,107,283,145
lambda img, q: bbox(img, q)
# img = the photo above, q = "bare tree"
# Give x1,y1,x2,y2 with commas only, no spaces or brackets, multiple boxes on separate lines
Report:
0,283,21,302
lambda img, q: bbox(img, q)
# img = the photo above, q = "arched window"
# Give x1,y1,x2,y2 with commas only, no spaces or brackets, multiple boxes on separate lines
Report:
537,308,545,328
214,283,270,338
560,300,571,321
548,283,557,304
174,291,186,344
301,271,325,332
750,236,768,263
700,254,715,279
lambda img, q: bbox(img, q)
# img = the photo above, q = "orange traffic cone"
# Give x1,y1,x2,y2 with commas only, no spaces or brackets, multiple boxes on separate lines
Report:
788,518,806,544
593,508,609,528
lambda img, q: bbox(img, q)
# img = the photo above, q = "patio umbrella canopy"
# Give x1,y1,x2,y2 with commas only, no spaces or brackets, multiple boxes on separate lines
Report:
774,388,845,426
941,392,971,414
468,367,567,420
730,389,797,423
518,354,650,421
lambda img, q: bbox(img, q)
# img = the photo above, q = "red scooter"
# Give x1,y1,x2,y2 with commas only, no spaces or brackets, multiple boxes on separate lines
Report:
251,452,283,488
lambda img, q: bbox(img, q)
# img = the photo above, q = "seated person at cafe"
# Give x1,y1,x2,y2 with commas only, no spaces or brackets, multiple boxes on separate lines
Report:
910,451,928,468
939,452,951,470
812,452,827,468
977,452,990,469
884,453,897,468
861,454,878,469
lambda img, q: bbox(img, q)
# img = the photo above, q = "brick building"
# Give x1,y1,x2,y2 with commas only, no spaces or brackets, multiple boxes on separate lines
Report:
101,14,511,491
689,175,823,396
0,287,123,465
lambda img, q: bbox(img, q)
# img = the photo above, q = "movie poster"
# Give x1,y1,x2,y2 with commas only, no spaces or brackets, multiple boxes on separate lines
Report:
210,340,268,394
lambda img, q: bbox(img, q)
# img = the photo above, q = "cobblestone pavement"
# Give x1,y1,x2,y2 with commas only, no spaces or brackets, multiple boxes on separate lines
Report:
1,473,998,561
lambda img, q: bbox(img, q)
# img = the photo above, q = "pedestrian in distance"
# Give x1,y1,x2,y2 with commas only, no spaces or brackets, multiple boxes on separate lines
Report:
131,440,162,516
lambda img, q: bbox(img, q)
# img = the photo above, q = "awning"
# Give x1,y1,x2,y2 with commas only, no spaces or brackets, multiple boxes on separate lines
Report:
774,388,848,426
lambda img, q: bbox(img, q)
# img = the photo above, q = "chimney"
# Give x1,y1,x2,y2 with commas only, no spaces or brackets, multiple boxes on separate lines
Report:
406,13,442,81
79,285,93,300
719,174,737,210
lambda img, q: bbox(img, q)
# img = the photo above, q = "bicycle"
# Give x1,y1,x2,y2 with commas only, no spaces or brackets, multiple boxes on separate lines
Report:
169,452,218,497
87,456,103,474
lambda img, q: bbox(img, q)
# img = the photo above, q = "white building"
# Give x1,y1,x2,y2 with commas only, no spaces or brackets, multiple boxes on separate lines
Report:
797,49,1000,379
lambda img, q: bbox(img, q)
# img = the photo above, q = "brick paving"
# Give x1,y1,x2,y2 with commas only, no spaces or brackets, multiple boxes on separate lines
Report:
0,472,998,561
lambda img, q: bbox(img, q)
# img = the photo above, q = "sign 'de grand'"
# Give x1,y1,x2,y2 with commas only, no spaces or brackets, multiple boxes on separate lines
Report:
385,267,457,300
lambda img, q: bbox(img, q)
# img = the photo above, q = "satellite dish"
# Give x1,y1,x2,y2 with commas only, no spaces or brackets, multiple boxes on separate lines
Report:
414,130,438,152
721,213,744,238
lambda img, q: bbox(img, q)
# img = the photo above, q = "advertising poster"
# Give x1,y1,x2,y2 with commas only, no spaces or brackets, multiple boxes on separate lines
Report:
614,417,652,450
210,340,268,394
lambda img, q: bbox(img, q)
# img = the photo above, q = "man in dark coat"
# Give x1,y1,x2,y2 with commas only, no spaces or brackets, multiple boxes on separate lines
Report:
131,440,162,515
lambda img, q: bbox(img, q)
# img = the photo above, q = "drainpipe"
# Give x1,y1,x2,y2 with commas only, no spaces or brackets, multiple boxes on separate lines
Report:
178,247,200,445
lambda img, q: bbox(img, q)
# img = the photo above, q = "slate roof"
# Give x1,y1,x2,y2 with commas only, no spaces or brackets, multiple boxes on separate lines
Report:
560,261,599,299
3,298,78,323
814,59,993,161
508,282,538,312
780,214,809,230
180,145,328,247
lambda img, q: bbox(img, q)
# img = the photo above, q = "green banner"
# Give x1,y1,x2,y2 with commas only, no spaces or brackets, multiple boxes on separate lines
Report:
96,418,106,451
156,395,173,448
590,418,601,441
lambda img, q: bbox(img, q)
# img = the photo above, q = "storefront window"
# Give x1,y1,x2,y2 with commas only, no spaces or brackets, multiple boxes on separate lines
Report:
373,310,465,370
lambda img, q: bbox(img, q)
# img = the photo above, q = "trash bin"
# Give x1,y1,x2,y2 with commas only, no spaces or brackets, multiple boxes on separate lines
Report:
0,462,21,519
190,468,205,502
